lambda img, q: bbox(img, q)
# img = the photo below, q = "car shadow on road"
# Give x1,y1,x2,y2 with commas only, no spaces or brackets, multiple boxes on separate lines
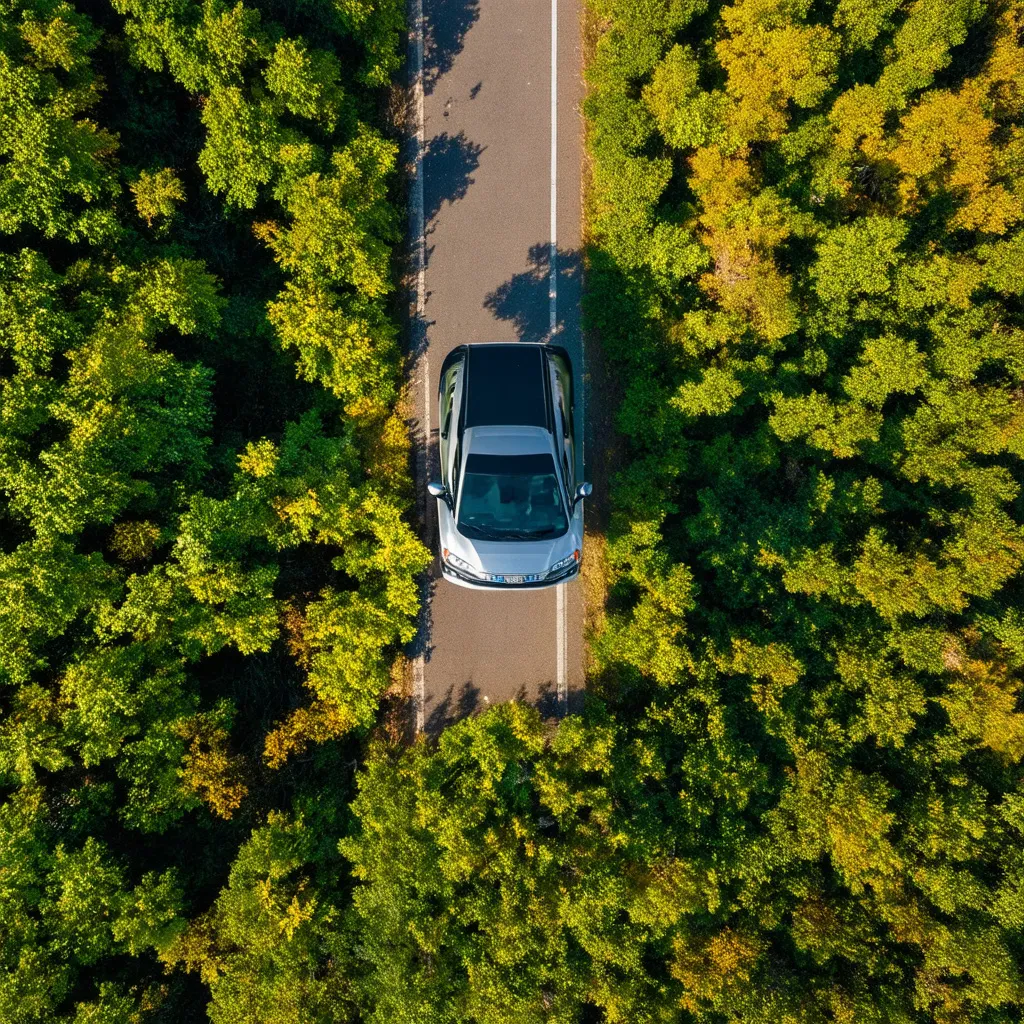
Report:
484,244,583,344
424,0,482,96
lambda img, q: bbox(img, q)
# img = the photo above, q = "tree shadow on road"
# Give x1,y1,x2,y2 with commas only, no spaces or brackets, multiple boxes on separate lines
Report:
526,681,561,720
484,244,583,344
424,679,572,738
424,0,482,96
424,680,482,737
405,130,483,364
424,130,485,227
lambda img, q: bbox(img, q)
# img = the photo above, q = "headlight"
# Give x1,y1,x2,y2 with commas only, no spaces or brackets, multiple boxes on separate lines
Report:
549,550,580,574
443,549,479,574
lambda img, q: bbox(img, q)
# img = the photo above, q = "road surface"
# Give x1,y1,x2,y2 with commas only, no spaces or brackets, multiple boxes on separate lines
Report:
408,0,585,733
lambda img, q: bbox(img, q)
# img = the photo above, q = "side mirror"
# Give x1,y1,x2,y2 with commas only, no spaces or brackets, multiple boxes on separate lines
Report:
428,480,454,511
573,482,592,508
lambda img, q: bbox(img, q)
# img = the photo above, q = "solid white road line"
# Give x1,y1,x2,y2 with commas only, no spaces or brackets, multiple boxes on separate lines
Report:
549,0,558,340
551,0,568,713
556,579,567,710
412,0,426,332
411,0,427,734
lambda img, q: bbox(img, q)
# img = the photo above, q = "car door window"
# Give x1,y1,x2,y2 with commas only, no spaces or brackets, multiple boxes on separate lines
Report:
548,352,575,493
440,369,457,438
451,441,462,501
558,394,572,485
438,361,461,487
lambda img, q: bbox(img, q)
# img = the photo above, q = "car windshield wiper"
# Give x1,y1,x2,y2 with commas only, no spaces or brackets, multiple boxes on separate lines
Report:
500,527,560,540
461,523,563,541
462,524,505,541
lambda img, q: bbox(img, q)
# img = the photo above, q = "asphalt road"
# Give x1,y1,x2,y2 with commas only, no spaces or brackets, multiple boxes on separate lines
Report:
409,0,585,733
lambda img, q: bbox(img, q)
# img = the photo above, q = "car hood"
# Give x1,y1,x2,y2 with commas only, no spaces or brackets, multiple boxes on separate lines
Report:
438,503,579,574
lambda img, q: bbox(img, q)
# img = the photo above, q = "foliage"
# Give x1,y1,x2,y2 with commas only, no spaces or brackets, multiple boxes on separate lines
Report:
130,167,186,226
572,0,1024,1019
0,0,119,241
0,0,420,1019
343,704,688,1023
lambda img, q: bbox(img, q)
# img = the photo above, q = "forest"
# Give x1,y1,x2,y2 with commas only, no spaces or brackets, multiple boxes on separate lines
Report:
2,0,1024,1022
0,0,427,1019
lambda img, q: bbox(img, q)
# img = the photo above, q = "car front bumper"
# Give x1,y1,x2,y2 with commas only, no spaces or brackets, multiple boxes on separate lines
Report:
439,557,580,590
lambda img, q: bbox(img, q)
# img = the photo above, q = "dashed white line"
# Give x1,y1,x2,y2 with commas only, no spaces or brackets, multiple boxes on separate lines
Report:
410,0,427,734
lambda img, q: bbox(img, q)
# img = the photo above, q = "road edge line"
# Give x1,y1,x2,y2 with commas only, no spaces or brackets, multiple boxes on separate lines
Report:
410,0,427,735
549,0,559,341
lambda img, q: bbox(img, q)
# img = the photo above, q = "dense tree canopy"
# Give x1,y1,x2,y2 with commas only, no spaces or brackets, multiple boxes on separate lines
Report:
0,1,419,1020
4,0,1024,1022
571,0,1024,1019
334,3,1024,1019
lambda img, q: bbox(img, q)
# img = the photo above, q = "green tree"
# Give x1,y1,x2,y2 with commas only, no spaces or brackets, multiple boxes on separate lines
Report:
342,703,694,1023
1,3,420,1021
0,0,119,241
131,167,186,225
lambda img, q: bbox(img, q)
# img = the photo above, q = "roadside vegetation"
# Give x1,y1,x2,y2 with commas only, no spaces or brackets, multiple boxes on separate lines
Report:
578,0,1024,1015
0,1,424,1019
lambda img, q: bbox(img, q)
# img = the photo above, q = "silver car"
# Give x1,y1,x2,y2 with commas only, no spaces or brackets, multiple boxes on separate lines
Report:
428,343,591,589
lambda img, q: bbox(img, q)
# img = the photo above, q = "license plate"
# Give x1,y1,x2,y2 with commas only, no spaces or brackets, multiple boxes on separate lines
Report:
492,574,539,584
502,575,525,584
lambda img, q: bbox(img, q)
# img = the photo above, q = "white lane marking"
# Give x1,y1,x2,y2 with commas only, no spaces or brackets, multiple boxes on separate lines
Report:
551,0,567,713
412,0,426,332
556,581,566,711
549,0,558,340
410,0,427,734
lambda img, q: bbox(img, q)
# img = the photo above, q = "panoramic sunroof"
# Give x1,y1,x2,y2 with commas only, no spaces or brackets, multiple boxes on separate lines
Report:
463,345,547,429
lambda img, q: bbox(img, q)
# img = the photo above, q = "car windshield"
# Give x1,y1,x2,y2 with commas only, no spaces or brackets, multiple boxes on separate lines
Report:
457,453,568,540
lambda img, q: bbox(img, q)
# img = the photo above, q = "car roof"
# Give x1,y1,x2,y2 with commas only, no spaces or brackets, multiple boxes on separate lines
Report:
463,344,548,430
